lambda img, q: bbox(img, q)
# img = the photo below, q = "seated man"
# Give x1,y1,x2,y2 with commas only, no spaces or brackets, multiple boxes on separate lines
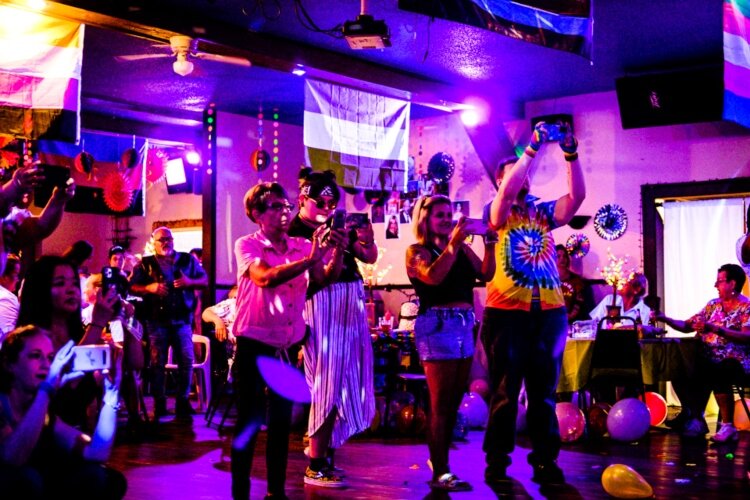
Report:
589,273,651,326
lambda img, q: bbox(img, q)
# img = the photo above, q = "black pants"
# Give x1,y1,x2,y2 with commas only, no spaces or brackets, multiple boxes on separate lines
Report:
231,337,299,499
480,305,568,467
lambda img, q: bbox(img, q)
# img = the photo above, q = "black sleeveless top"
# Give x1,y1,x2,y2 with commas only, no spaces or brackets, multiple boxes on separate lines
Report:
288,215,363,298
408,243,478,314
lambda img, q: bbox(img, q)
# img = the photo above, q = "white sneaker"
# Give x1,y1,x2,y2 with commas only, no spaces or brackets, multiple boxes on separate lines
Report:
711,423,739,443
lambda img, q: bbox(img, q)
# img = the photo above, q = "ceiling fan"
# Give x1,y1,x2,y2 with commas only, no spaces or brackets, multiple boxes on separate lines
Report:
116,36,252,76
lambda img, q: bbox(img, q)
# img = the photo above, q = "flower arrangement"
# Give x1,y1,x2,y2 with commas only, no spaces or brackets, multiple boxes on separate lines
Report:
599,249,635,307
357,244,392,296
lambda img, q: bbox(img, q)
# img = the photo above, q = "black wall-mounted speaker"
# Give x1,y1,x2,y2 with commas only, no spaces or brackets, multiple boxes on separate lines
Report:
615,67,723,129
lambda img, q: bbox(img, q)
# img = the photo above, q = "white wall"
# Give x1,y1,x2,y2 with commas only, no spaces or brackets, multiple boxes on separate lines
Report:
525,91,750,281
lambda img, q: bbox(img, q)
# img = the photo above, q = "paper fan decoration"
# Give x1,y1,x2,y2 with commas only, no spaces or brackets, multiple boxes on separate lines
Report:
593,203,628,240
565,233,591,258
146,147,168,183
102,171,133,212
427,152,455,184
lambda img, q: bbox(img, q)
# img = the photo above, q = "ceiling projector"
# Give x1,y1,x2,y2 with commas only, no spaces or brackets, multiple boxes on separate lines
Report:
343,14,391,49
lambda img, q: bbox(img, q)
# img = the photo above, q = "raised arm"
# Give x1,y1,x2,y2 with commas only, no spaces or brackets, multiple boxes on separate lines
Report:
406,221,469,285
0,341,81,465
552,131,586,226
15,180,76,248
489,125,545,229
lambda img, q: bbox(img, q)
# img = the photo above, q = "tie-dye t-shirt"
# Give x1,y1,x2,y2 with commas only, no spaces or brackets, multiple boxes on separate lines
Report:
486,196,564,311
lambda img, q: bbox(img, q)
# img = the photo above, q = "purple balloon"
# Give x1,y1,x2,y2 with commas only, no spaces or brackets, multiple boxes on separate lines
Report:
256,356,311,403
607,398,651,442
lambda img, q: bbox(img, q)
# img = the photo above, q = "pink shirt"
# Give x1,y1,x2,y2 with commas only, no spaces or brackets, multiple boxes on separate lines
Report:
232,230,312,348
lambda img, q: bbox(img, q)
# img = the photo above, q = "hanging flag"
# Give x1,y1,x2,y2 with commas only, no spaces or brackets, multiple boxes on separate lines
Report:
724,0,750,128
304,79,410,192
0,6,83,143
399,0,593,59
36,132,145,216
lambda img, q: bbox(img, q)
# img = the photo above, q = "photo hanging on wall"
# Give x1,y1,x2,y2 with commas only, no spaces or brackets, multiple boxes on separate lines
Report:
385,214,400,239
371,202,385,224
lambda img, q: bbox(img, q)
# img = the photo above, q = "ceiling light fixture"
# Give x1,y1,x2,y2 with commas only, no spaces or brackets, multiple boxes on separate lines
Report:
172,51,194,76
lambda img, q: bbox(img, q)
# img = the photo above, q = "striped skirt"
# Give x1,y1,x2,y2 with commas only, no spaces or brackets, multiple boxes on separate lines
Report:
303,280,375,448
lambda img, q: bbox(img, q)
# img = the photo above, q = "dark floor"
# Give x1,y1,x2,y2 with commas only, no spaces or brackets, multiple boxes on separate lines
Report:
108,399,750,499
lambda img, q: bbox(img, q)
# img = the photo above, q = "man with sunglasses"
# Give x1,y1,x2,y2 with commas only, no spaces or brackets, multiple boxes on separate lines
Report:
130,226,208,419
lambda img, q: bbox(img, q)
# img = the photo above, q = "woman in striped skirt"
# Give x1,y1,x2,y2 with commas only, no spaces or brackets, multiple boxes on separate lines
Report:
288,168,378,488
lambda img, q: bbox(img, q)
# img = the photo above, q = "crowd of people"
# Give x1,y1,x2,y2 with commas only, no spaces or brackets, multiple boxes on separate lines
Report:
0,119,748,499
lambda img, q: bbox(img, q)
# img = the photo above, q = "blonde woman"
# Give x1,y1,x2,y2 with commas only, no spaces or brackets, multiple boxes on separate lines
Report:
405,195,496,492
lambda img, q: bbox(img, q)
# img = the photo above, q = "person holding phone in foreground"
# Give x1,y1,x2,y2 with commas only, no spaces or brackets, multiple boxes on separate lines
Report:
287,168,378,487
405,195,496,492
0,325,126,499
481,122,584,486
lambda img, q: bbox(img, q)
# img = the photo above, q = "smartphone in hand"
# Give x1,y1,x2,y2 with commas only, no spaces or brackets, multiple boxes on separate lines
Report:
72,344,111,372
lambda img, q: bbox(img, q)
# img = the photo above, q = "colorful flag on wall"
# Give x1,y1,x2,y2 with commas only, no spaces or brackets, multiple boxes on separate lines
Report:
399,0,593,59
0,6,83,143
35,132,145,216
724,0,750,128
304,79,410,192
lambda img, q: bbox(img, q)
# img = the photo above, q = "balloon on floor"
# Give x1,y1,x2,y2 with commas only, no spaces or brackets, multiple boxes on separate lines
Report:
601,464,653,498
556,402,586,442
644,391,668,426
588,402,612,438
460,392,489,428
397,405,426,435
734,399,750,431
607,398,650,442
469,378,490,400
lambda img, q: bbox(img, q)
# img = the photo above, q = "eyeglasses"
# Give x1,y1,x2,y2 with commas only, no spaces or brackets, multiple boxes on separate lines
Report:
266,202,294,212
715,279,728,285
307,196,337,210
155,237,173,243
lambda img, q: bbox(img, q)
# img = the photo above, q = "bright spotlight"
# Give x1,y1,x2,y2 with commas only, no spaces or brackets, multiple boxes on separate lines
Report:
185,150,201,165
460,109,480,127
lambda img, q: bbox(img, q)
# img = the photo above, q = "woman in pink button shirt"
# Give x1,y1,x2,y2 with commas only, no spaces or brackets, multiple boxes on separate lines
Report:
229,182,329,500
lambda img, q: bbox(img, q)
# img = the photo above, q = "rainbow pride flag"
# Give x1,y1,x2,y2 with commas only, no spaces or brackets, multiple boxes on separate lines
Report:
0,6,83,143
304,79,410,191
399,0,593,59
724,0,750,128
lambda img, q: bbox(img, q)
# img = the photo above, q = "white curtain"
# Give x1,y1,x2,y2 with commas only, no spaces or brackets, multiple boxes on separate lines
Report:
663,198,747,324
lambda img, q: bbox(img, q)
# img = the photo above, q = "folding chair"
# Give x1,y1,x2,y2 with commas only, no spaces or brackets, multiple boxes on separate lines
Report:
586,316,645,407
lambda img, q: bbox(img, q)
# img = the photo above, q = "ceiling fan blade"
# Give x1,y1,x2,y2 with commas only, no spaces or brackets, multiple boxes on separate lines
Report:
193,52,252,67
115,53,171,62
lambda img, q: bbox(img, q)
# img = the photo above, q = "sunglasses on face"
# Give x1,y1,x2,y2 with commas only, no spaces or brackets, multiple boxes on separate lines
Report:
266,202,294,213
155,237,174,243
307,196,337,210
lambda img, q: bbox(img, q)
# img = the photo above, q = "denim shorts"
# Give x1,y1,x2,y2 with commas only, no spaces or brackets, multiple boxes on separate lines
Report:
414,307,475,361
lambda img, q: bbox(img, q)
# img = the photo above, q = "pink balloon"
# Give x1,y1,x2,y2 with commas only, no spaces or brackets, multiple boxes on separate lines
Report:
469,379,490,399
607,398,651,442
644,392,667,426
555,402,586,442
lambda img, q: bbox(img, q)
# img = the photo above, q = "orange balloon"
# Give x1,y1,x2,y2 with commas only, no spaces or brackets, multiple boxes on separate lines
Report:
734,399,750,431
601,464,653,498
